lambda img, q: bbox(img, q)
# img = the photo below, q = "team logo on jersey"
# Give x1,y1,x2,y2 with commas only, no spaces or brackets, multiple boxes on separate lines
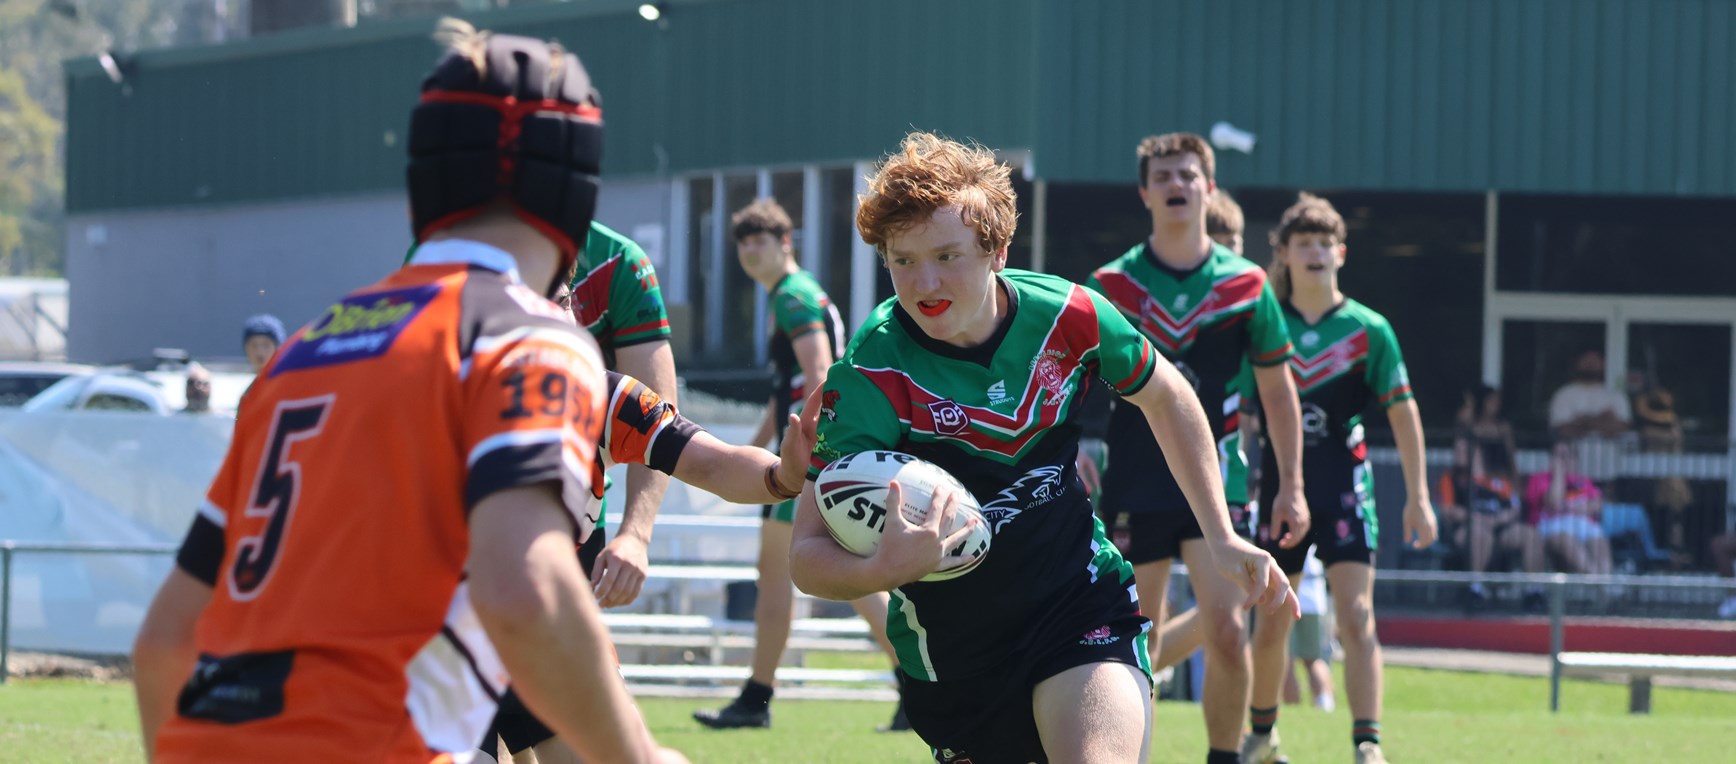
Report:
1300,402,1329,443
273,284,438,376
1301,330,1320,348
1079,625,1120,646
979,465,1066,533
821,389,841,421
1031,350,1072,405
1172,294,1189,313
986,379,1011,405
927,399,970,436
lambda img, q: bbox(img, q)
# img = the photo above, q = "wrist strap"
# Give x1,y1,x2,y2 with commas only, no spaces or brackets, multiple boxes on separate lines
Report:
765,464,800,501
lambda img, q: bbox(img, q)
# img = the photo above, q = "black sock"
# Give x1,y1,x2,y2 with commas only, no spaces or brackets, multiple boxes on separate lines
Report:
737,679,774,709
1207,749,1240,764
1250,704,1278,735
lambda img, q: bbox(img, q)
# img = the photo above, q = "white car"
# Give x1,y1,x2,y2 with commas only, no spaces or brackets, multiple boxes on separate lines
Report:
21,371,176,415
0,362,98,407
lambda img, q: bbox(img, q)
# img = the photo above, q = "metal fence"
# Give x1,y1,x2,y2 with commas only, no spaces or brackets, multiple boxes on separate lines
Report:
0,540,174,685
5,540,1733,714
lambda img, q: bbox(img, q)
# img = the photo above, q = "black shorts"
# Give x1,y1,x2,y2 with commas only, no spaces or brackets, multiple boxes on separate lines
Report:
903,614,1151,764
1257,469,1377,575
478,525,609,754
1100,504,1254,565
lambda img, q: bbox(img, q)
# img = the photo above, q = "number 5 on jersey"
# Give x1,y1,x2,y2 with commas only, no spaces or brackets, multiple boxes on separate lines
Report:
230,395,334,601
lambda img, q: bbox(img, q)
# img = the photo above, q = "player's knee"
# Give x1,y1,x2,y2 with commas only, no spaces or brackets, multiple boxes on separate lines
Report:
1335,600,1377,646
1200,608,1248,653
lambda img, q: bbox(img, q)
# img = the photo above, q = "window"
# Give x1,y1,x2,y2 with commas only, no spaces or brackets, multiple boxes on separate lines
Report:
1497,194,1736,297
84,393,152,413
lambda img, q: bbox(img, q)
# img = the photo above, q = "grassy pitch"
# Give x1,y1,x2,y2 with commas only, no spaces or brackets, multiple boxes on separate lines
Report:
3,665,1733,762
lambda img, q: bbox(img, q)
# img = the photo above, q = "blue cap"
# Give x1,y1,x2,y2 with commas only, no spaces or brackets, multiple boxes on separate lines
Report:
243,314,286,345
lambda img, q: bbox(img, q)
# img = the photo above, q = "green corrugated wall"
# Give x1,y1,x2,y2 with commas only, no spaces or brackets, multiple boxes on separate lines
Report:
65,0,1736,213
1033,0,1736,193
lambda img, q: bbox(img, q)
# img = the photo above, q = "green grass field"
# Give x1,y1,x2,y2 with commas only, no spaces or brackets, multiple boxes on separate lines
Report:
4,665,1733,763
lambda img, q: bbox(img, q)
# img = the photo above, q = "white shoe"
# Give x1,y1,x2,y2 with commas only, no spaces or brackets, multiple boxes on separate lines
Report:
1355,741,1388,764
1314,693,1336,712
1240,730,1282,764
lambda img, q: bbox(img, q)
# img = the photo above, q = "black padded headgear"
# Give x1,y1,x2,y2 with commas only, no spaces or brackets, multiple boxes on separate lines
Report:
407,32,602,286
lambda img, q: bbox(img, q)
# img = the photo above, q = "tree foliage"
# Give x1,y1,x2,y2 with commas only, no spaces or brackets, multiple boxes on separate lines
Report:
0,0,222,275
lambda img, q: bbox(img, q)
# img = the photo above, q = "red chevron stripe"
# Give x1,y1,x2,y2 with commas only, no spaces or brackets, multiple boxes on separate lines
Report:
1288,329,1369,391
1092,269,1268,354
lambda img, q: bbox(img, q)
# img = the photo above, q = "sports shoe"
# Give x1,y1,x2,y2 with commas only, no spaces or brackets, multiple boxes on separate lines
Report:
1355,741,1388,764
1314,692,1336,713
692,700,770,729
1240,730,1282,764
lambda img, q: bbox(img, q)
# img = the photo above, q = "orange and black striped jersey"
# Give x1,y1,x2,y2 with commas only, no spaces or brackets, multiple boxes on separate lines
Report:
577,370,701,531
160,240,605,764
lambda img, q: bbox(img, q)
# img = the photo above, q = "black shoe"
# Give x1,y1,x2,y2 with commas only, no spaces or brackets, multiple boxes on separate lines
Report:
692,700,770,729
878,701,910,732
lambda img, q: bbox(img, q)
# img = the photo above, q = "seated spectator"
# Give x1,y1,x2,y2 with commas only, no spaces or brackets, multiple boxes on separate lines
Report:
181,363,212,415
1438,444,1545,608
1525,441,1612,576
1548,349,1629,483
242,314,286,375
1629,370,1694,564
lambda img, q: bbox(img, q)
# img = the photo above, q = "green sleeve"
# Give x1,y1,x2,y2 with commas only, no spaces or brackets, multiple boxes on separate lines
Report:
607,244,672,347
1084,287,1157,396
1367,317,1414,407
1221,362,1257,505
808,364,907,479
1247,281,1294,367
774,282,828,341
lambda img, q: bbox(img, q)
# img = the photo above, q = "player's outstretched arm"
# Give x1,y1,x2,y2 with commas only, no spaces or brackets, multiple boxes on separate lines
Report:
1128,358,1299,619
470,483,672,764
132,567,213,761
671,387,818,504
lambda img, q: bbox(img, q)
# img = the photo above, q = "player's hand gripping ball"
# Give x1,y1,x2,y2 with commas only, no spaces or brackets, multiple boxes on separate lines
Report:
815,451,991,581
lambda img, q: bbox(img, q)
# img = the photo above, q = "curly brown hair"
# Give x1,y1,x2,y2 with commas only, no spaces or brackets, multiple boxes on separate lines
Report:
1269,192,1347,300
730,197,793,242
1136,132,1216,184
856,132,1017,256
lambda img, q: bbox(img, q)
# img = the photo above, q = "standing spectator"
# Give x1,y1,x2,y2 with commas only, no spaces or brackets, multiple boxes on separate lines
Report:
180,363,212,415
1281,552,1336,712
1525,442,1613,576
1548,350,1630,482
241,314,286,375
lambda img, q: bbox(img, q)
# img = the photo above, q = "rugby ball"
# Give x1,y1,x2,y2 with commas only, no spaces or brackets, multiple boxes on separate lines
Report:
814,451,991,582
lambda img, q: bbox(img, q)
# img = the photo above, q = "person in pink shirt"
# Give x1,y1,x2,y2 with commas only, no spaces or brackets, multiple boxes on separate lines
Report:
1525,441,1613,575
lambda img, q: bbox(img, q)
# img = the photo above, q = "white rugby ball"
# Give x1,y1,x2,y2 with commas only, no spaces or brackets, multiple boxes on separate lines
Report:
814,450,991,582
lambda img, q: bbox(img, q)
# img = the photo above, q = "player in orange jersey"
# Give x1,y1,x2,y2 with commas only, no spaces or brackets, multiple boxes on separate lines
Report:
132,19,686,764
